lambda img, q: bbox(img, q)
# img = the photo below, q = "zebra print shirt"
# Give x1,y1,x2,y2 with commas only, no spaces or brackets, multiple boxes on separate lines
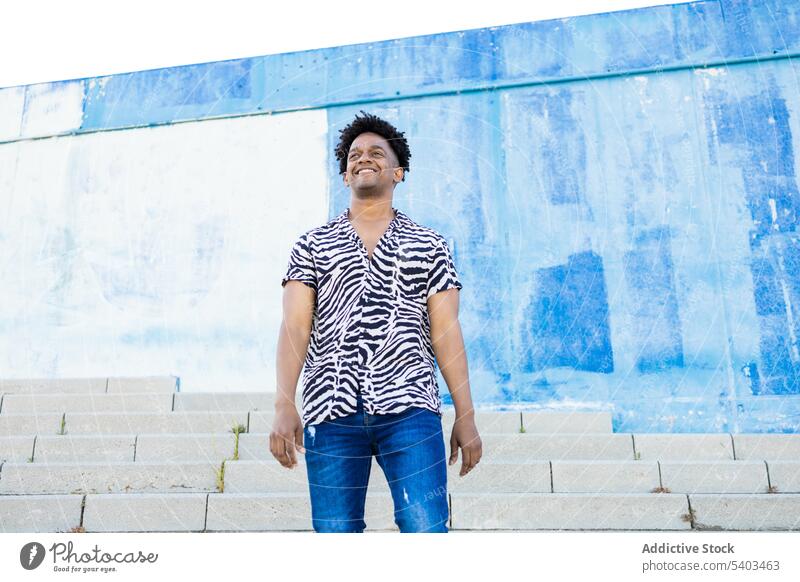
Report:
281,207,463,427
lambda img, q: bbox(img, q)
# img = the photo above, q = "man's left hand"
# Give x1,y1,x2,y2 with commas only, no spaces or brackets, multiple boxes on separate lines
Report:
449,413,482,477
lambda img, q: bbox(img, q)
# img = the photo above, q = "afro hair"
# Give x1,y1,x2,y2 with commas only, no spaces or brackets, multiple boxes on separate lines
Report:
334,110,411,181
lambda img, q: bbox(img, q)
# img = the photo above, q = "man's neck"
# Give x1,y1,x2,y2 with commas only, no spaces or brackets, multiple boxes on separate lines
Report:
349,196,395,223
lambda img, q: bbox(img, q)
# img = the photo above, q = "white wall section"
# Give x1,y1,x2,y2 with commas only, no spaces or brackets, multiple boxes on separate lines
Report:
0,110,329,390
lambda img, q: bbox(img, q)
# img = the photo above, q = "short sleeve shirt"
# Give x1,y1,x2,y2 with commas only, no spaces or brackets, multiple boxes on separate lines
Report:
281,207,463,427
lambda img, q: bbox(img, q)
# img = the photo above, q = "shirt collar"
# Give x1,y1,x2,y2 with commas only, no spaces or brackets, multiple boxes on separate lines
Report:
337,206,407,242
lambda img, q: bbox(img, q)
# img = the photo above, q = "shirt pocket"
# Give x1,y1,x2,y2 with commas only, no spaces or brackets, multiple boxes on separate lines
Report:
393,246,428,303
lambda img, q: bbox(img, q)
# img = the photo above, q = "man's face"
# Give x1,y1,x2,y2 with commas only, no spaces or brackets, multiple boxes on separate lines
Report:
343,132,403,194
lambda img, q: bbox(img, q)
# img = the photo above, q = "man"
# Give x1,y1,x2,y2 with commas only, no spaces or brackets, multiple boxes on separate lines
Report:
270,110,481,533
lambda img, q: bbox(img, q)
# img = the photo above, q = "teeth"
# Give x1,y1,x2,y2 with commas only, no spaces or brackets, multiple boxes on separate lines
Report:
358,169,376,174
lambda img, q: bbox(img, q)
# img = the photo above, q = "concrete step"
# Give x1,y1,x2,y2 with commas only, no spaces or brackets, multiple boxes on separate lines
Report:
0,413,66,437
445,410,615,433
442,407,522,436
0,412,247,436
30,435,137,463
0,461,221,494
477,433,636,460
765,461,800,493
222,459,552,494
63,411,248,435
224,460,313,494
733,434,800,460
5,452,788,496
0,494,84,533
3,488,798,532
83,492,207,533
135,434,236,463
449,493,692,530
521,410,612,433
0,378,107,395
1,392,173,414
0,435,140,463
0,394,610,437
205,492,398,532
0,376,177,395
174,392,294,412
445,460,551,493
550,460,773,494
0,385,604,432
0,458,550,496
659,461,770,494
0,436,35,462
238,433,637,461
0,433,635,465
8,433,797,466
551,461,660,493
106,377,179,394
23,433,240,463
689,494,800,530
0,410,530,437
79,491,405,533
633,434,734,460
2,432,639,464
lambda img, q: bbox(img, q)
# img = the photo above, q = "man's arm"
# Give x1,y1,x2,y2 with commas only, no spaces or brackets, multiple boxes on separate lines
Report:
428,288,482,476
270,280,315,468
275,281,315,408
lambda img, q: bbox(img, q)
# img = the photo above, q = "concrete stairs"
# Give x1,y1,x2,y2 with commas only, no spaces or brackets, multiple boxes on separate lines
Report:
1,376,799,532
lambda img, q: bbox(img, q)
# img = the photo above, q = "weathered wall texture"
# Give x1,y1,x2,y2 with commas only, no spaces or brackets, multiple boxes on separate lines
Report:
0,113,330,392
1,0,798,432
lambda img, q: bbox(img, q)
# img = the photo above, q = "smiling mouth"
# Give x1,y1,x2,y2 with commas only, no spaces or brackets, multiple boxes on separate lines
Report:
355,168,378,175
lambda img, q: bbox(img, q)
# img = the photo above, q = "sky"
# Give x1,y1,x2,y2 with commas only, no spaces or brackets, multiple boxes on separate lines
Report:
1,0,693,89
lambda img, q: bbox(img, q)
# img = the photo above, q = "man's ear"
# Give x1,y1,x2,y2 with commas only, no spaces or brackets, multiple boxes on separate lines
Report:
394,167,404,183
343,172,349,186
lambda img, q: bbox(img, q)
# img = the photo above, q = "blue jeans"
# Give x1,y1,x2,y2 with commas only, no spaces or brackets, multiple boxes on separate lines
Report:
303,392,449,533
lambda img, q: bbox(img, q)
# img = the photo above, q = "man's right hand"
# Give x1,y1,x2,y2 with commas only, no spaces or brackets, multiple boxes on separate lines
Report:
269,404,305,469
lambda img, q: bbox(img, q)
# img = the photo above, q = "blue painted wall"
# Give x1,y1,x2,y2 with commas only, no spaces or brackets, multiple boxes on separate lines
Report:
2,0,799,433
